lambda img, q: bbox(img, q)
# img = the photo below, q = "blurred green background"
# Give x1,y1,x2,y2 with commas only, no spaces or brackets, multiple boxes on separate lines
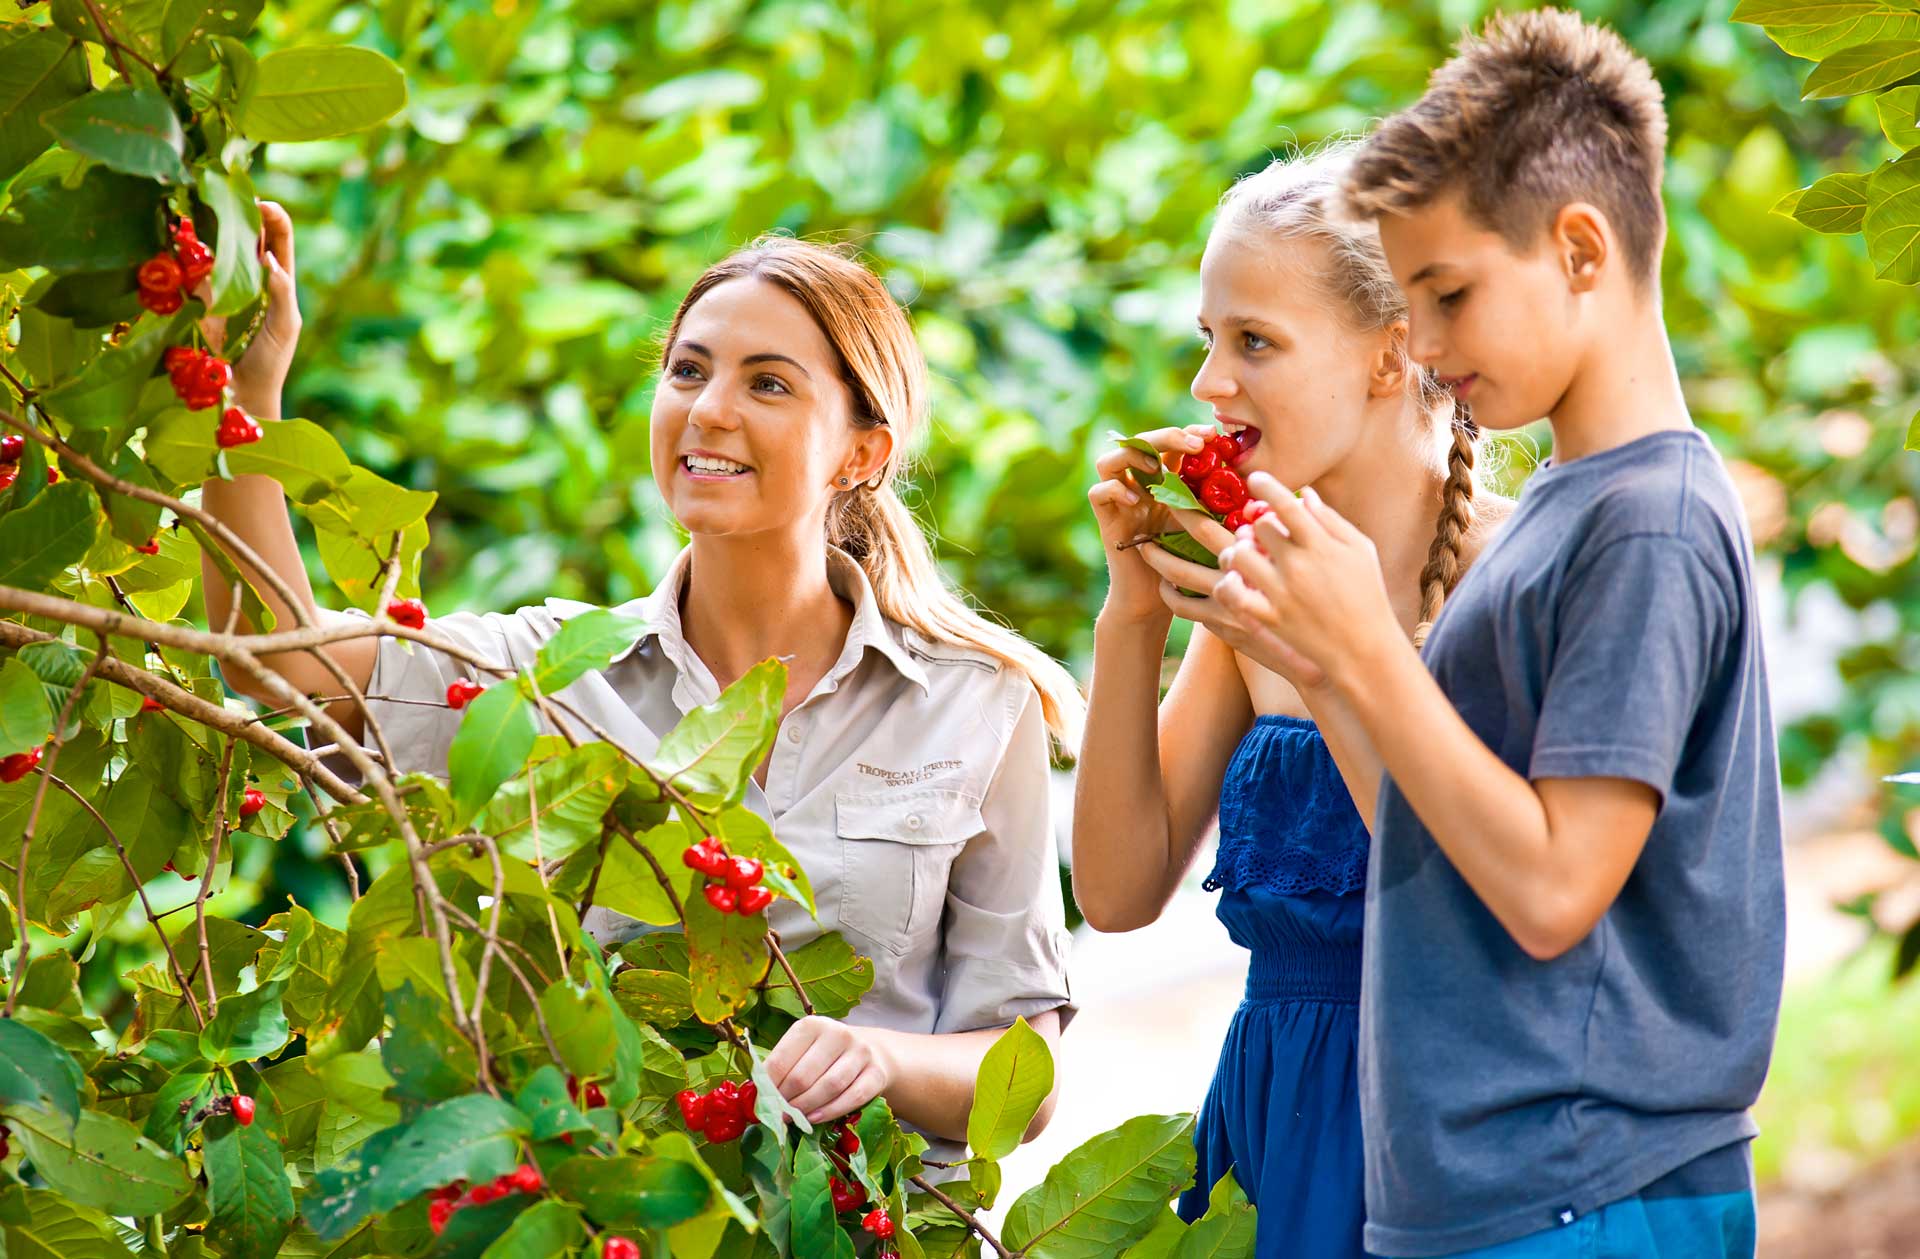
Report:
112,0,1920,1211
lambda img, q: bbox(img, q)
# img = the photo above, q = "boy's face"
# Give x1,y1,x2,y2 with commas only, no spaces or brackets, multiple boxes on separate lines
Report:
1376,193,1583,433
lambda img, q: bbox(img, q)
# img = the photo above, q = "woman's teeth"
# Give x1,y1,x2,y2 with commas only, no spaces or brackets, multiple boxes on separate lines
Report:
685,455,750,476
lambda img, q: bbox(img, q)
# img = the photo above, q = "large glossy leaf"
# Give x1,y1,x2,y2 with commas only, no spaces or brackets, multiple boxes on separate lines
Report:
0,169,164,272
787,1138,856,1259
8,1107,195,1216
762,933,873,1020
0,1017,84,1123
0,1186,137,1259
1866,150,1920,282
528,609,649,694
201,979,292,1065
200,164,264,316
205,1114,298,1259
1801,38,1920,97
640,658,785,808
222,417,355,503
303,1094,529,1239
447,679,538,827
38,308,188,433
0,657,53,758
239,46,407,141
478,1199,586,1258
967,1017,1054,1161
1168,1169,1256,1259
685,869,774,1023
549,1154,709,1230
0,29,90,184
40,86,187,182
0,481,99,592
1002,1113,1197,1259
475,740,626,865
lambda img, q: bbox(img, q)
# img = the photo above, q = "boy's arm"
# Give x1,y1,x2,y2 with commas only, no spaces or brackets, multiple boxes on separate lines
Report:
1224,474,1728,960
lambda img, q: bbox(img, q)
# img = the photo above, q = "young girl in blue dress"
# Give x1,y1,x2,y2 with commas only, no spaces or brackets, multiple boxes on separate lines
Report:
1073,142,1511,1257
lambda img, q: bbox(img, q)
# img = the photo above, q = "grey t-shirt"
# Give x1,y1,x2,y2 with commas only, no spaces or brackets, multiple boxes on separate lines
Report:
1360,429,1786,1257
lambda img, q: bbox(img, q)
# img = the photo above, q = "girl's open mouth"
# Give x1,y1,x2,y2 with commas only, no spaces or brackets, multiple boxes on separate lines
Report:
1219,421,1262,465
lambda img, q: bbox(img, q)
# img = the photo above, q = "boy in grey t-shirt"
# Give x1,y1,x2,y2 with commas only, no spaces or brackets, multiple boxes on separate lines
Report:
1204,11,1783,1258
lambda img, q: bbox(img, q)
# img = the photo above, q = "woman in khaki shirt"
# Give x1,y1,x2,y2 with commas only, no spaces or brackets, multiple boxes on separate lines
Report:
200,210,1079,1161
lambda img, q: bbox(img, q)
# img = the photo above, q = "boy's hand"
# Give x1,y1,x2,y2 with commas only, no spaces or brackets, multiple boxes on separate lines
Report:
1222,471,1402,688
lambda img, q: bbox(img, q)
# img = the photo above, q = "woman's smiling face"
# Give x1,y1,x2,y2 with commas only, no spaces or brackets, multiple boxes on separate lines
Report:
1189,226,1403,492
651,276,888,538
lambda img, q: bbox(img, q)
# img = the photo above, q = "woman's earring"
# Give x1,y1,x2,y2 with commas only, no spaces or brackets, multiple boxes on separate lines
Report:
837,476,851,488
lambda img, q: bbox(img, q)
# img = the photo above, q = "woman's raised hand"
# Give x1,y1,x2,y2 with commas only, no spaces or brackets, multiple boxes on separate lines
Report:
196,200,303,415
1089,422,1221,623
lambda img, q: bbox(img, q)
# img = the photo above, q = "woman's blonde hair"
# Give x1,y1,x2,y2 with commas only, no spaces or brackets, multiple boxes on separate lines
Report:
1216,140,1478,647
660,235,1084,749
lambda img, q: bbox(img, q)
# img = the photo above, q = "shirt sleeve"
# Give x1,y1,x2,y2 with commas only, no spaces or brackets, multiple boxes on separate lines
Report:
1528,532,1735,803
932,681,1076,1036
315,606,523,792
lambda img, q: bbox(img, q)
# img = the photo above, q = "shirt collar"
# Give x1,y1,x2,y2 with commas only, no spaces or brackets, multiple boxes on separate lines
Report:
595,544,932,698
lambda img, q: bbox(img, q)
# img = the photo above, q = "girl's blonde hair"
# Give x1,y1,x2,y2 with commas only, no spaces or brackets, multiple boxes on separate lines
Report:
661,235,1084,749
1216,140,1479,647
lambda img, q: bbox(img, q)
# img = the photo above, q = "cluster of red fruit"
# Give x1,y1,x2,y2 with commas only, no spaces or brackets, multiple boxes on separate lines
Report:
673,1078,756,1143
0,433,50,493
426,1162,544,1235
137,219,215,315
681,835,774,916
164,345,231,411
823,1112,892,1239
1177,432,1273,531
0,746,42,784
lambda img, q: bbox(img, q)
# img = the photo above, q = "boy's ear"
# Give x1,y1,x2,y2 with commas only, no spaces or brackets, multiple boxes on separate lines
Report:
1552,202,1610,294
1369,319,1410,399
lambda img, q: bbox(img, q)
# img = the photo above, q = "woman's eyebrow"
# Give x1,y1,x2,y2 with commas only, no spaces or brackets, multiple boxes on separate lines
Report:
675,341,813,379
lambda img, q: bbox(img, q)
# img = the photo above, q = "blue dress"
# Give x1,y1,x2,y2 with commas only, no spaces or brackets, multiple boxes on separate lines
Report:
1175,714,1375,1258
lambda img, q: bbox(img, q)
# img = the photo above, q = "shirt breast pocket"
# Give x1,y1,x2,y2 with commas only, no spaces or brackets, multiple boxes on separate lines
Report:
835,788,984,957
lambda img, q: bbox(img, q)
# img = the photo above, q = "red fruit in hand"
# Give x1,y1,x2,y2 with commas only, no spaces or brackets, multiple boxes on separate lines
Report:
1198,468,1248,515
723,855,764,890
674,1089,708,1129
428,1198,455,1234
217,406,262,448
445,679,483,709
736,885,774,915
509,1163,543,1193
830,1175,863,1212
1222,509,1246,532
1177,446,1219,484
1206,431,1241,461
1242,499,1272,524
835,1127,860,1156
0,435,23,463
231,1095,255,1126
703,883,738,914
386,598,427,629
239,787,266,819
602,1239,640,1259
703,1111,746,1143
0,747,42,784
862,1209,895,1239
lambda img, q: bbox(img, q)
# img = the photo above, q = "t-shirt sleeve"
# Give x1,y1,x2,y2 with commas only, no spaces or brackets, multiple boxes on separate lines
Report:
1528,532,1734,802
933,683,1076,1036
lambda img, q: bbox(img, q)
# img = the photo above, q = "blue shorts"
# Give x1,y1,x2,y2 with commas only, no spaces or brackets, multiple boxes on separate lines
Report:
1436,1142,1756,1259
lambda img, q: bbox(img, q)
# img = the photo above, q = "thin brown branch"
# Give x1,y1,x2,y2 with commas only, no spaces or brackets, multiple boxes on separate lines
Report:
909,1174,1014,1259
195,736,238,1013
765,930,815,1017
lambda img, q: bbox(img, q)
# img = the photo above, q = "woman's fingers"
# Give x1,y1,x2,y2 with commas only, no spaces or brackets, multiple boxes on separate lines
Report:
812,1065,886,1127
1169,506,1234,556
1157,578,1215,622
794,1055,866,1122
1136,539,1222,593
258,200,295,274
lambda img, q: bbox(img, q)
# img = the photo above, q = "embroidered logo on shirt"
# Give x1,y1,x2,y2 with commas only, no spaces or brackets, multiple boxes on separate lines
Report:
855,760,962,787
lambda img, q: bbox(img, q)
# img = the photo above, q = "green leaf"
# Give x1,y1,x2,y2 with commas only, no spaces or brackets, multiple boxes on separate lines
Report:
1151,529,1221,571
223,417,355,504
0,1016,84,1123
161,0,266,71
1879,84,1920,146
0,481,99,593
612,967,695,1024
1772,12,1920,59
40,86,188,183
0,1185,138,1259
1168,1169,1256,1259
1785,171,1872,233
712,806,816,916
379,981,476,1105
1734,0,1910,21
686,870,774,1023
1117,1209,1187,1259
303,1094,529,1240
529,610,650,694
642,657,786,808
0,29,90,185
1865,150,1920,282
475,740,627,866
511,1065,595,1142
39,307,188,433
0,657,53,757
200,979,291,1065
1906,408,1920,450
8,1107,195,1216
478,1199,586,1259
36,267,143,327
447,679,537,828
205,1114,298,1259
549,1154,710,1230
0,169,164,273
538,980,618,1081
1106,430,1167,485
1002,1113,1198,1259
967,1017,1054,1161
787,1139,857,1259
199,165,264,317
1147,476,1208,517
594,816,696,926
1802,39,1920,97
762,934,873,1020
239,46,408,142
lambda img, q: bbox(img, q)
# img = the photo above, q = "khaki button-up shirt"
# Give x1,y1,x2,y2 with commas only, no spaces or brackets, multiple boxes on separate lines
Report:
325,545,1075,1050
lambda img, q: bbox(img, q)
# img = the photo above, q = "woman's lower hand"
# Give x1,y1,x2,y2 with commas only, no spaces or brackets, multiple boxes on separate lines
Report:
765,1015,892,1125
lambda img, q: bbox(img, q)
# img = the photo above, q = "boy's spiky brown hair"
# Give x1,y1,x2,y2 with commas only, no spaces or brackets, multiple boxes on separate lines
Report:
1345,8,1669,284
